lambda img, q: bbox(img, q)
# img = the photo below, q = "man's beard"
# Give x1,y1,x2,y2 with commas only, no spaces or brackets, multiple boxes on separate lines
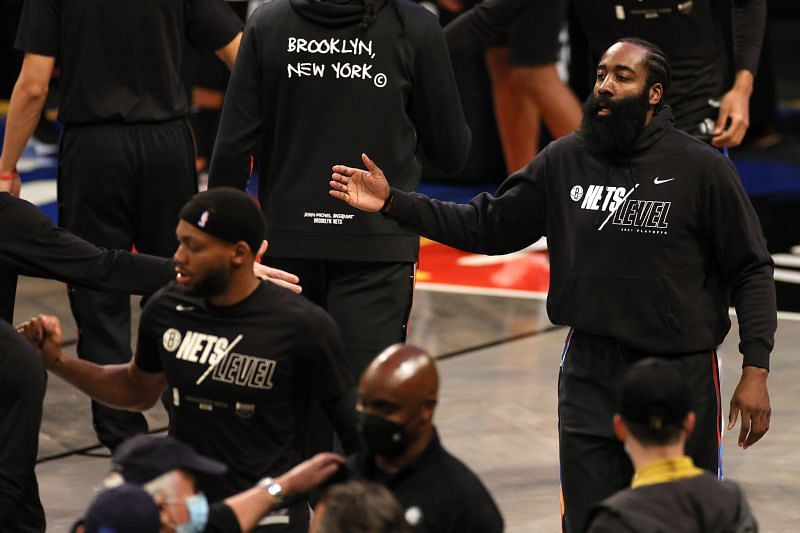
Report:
185,265,230,299
580,89,651,154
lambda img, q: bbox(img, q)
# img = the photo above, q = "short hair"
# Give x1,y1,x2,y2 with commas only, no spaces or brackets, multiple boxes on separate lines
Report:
316,481,411,533
624,419,684,446
616,37,671,104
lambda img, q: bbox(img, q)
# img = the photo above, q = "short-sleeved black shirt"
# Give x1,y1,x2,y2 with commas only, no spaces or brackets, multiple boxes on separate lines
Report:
343,429,504,533
135,281,353,501
14,0,242,125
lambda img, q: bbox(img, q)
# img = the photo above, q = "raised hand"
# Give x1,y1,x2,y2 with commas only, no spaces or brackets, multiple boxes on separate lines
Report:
253,240,303,293
277,452,345,496
17,315,65,369
330,153,391,213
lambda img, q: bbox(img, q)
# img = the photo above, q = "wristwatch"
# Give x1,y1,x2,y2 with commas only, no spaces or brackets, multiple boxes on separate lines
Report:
258,477,285,506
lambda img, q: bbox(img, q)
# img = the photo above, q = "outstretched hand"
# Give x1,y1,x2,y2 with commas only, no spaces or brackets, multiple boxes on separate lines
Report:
728,366,770,449
330,153,390,213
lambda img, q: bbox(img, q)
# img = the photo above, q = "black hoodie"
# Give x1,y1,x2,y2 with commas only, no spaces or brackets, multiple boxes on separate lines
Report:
385,107,776,368
209,0,470,262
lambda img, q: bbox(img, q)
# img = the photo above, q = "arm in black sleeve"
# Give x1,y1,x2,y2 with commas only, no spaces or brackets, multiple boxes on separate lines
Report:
444,0,534,59
386,151,549,254
208,16,263,190
0,197,173,294
297,307,360,452
708,157,776,369
410,16,471,175
321,388,360,454
186,0,244,53
731,0,766,74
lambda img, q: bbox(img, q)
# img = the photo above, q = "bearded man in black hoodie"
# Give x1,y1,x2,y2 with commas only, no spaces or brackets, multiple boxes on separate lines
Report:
330,38,775,533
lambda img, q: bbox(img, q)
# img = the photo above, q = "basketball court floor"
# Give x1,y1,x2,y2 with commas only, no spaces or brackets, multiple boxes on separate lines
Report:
14,274,800,533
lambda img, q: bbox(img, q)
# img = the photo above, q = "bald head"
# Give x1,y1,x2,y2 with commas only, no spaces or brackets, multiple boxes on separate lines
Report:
360,343,439,407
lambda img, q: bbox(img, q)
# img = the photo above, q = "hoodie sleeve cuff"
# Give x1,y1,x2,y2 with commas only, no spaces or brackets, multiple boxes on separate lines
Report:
382,188,414,222
741,341,770,371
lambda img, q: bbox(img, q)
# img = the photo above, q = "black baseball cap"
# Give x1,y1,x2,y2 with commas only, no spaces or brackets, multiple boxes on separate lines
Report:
112,435,227,484
618,358,690,430
73,483,161,533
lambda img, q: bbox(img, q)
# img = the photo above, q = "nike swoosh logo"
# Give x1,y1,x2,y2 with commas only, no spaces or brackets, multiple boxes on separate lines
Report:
653,177,675,185
176,304,195,312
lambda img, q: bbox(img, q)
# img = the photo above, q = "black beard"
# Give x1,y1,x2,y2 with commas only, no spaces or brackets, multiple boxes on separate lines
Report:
185,265,230,299
580,90,651,154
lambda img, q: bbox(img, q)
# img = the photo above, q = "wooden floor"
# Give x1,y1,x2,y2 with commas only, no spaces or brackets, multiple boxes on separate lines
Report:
15,276,800,532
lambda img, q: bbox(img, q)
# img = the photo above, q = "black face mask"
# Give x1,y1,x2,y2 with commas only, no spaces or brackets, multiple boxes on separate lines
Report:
356,412,409,459
580,87,652,154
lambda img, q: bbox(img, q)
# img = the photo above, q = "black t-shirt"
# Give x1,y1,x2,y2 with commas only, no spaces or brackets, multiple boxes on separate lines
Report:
135,281,353,501
343,430,504,533
14,0,243,125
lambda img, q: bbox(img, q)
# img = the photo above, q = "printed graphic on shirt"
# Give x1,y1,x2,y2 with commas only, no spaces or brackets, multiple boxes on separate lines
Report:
570,183,671,235
286,37,388,88
162,329,277,390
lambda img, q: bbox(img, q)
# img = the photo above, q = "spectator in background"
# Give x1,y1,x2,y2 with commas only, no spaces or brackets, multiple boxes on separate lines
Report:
442,0,582,171
585,359,758,532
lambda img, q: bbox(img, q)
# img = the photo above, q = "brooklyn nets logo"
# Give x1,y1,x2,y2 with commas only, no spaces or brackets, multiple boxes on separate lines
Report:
163,329,183,352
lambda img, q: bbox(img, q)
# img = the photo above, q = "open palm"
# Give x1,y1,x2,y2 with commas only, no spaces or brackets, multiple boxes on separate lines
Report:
329,153,390,213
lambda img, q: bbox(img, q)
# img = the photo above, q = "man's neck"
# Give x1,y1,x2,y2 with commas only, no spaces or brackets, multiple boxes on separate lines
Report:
375,427,434,476
628,439,684,472
209,270,260,307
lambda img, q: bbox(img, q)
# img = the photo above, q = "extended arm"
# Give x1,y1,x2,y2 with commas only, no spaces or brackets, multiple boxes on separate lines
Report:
0,53,55,195
330,153,547,255
712,0,766,148
18,315,167,411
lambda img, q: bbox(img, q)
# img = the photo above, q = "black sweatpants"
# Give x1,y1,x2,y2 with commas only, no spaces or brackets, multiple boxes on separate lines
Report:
558,329,722,533
265,258,415,457
58,119,197,450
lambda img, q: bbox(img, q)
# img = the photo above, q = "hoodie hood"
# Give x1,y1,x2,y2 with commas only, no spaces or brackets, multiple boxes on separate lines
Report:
290,0,387,26
632,105,674,153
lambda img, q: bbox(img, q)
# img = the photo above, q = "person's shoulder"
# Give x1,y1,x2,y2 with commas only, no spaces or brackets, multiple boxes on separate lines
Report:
399,1,443,36
434,444,495,499
662,126,728,163
249,0,291,22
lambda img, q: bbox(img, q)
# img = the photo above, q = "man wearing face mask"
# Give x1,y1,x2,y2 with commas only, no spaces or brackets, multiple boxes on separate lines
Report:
333,343,503,533
110,435,345,533
329,38,775,532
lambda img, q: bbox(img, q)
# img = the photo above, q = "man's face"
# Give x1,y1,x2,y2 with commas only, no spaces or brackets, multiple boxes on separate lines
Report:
580,42,660,153
356,369,433,453
173,220,234,299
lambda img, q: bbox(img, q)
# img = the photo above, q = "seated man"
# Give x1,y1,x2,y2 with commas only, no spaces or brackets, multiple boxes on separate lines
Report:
110,434,343,533
585,359,758,532
19,188,359,532
335,343,503,533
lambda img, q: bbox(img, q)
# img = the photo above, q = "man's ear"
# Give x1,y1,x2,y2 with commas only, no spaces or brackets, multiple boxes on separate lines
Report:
649,83,663,106
231,241,251,266
683,412,696,439
613,414,627,443
421,399,437,423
